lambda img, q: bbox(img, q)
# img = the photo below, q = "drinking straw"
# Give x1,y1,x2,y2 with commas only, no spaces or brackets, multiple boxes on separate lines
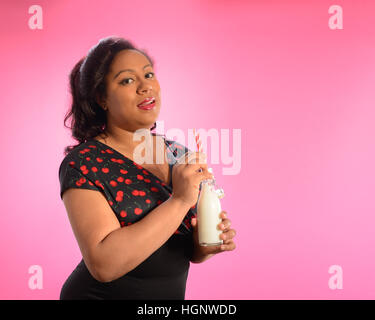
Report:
193,128,202,152
193,128,205,173
193,129,224,197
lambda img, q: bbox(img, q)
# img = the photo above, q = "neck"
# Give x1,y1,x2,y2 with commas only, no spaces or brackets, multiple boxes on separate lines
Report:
103,126,153,152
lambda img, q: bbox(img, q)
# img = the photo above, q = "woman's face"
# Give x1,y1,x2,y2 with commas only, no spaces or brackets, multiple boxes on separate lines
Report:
101,49,161,132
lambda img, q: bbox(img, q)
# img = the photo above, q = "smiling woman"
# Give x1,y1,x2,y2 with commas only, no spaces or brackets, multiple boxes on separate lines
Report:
59,36,235,300
95,48,161,136
63,36,158,155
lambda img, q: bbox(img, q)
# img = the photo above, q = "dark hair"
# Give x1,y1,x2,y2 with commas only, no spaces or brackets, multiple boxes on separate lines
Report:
63,36,156,155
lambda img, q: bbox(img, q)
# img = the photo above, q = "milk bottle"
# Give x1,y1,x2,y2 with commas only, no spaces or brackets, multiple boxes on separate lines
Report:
197,178,225,246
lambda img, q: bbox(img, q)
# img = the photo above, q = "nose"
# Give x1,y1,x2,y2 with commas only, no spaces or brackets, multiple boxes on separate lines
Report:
137,81,153,93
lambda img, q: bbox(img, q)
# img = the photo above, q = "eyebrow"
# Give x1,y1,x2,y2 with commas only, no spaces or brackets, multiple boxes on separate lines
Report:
113,64,152,80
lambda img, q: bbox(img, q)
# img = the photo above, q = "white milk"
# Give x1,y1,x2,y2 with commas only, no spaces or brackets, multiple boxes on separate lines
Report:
197,179,223,246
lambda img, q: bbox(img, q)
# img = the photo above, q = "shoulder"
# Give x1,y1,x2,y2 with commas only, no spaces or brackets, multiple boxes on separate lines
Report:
152,133,191,157
58,141,100,179
166,139,189,152
58,141,106,200
165,140,191,160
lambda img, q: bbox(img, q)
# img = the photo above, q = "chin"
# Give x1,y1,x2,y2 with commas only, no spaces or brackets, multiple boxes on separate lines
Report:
138,119,158,130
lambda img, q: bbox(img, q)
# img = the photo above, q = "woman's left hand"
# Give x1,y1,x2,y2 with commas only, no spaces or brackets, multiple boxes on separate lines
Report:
191,210,236,258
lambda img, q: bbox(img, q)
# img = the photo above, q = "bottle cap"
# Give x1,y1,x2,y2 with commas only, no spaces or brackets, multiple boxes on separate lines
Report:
215,188,225,199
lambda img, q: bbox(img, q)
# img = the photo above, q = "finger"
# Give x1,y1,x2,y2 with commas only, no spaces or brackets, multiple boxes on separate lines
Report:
186,162,209,175
175,151,197,166
220,240,236,251
220,229,236,241
223,238,233,245
220,211,227,219
192,171,214,188
219,219,231,231
187,152,207,166
175,151,190,166
176,151,206,166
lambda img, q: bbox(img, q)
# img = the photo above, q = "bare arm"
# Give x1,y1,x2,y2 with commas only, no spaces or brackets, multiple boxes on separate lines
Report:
63,189,191,282
62,151,212,283
95,195,192,281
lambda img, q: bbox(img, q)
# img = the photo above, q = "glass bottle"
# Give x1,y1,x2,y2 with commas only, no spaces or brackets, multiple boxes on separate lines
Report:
197,178,225,246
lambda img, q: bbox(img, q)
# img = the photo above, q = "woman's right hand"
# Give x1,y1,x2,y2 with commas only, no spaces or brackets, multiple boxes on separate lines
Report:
171,151,213,208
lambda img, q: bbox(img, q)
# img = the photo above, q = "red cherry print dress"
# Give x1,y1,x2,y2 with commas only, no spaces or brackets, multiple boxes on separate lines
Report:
58,133,198,300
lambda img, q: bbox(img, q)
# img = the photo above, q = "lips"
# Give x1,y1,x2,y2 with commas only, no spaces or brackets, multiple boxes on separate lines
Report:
137,97,155,107
137,100,156,110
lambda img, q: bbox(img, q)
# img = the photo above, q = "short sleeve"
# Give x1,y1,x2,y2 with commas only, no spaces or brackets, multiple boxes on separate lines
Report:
58,157,101,200
165,139,192,161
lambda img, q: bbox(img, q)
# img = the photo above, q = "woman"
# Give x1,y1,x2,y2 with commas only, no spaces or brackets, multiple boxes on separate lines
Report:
58,36,236,300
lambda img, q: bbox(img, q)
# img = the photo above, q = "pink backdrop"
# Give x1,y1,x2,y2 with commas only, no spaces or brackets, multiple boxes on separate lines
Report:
1,0,374,299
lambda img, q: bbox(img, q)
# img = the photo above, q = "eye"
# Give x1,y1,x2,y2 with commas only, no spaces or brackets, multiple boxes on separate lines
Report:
120,78,134,85
120,72,155,85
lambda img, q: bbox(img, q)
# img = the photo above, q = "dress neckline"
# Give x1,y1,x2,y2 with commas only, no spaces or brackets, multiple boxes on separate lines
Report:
88,137,175,188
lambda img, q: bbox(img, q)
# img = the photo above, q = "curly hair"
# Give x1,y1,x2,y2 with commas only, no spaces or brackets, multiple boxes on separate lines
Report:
63,36,156,155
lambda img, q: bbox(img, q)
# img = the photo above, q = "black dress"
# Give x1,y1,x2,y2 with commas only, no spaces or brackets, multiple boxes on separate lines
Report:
58,134,197,300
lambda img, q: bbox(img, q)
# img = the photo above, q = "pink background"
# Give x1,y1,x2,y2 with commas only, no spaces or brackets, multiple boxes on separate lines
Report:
1,0,374,299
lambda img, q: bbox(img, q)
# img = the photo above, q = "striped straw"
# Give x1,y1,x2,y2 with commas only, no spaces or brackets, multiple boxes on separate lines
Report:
193,128,202,152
